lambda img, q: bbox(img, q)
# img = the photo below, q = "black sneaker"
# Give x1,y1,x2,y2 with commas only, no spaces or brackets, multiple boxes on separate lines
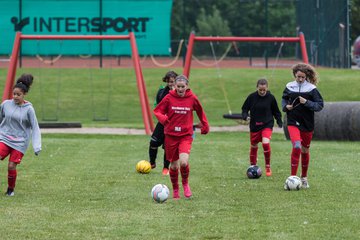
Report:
150,162,156,169
5,188,14,196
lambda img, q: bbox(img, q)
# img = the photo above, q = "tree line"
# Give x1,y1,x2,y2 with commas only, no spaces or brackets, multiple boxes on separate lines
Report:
170,0,359,44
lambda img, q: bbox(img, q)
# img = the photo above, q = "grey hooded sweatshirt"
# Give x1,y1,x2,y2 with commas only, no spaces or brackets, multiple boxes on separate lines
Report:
0,99,41,154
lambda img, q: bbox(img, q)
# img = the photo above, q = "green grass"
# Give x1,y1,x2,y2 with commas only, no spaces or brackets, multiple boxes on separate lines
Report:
0,133,359,239
0,66,359,239
0,67,359,127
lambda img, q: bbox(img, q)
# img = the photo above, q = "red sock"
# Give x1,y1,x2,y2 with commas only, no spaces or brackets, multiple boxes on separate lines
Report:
291,148,301,175
262,143,271,167
8,169,17,190
250,146,258,165
301,152,310,177
169,168,179,190
180,164,190,185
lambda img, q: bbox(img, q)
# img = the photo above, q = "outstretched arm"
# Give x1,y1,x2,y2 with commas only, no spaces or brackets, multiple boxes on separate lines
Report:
241,96,251,120
28,107,42,155
194,98,209,134
271,97,283,128
153,97,169,125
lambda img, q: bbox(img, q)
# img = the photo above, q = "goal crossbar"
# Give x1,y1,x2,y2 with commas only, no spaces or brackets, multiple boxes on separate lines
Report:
183,32,309,78
3,32,154,134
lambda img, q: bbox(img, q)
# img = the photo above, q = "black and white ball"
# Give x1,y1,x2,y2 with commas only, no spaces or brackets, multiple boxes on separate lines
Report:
284,176,302,190
246,165,262,179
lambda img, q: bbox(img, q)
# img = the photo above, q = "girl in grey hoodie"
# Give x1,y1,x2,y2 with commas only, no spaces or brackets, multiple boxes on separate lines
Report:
0,74,41,196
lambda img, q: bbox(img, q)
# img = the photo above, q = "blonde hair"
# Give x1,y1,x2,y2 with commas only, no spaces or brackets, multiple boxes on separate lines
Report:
292,63,319,85
175,75,189,84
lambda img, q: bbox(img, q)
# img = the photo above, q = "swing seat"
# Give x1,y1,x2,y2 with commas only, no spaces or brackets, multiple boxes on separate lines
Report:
223,113,249,125
39,122,82,128
223,113,244,120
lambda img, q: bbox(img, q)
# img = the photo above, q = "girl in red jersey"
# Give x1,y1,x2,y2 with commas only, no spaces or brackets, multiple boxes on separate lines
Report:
153,75,209,199
282,63,324,189
241,78,283,177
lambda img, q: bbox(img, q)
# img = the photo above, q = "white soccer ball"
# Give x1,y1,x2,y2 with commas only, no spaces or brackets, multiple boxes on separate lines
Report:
284,176,302,191
151,184,169,203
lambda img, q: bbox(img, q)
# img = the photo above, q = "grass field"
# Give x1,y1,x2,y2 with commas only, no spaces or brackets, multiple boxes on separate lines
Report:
0,66,359,239
0,132,359,239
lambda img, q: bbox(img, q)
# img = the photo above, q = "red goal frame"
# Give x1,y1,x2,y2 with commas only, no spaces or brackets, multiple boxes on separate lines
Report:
183,32,309,78
3,32,154,134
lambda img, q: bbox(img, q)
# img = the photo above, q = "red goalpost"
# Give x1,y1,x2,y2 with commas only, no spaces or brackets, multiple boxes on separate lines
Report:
3,32,154,135
183,32,309,78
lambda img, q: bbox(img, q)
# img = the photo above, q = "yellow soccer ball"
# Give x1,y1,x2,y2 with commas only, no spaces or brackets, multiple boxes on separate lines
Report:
136,160,151,174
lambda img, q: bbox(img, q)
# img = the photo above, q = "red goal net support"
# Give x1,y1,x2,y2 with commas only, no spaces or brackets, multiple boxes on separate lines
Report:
183,32,309,78
3,32,154,134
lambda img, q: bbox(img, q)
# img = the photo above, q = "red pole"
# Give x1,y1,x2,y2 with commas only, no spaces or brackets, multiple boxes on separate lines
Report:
21,35,130,40
131,33,154,132
193,36,300,42
129,32,153,134
299,32,309,64
183,32,195,78
2,32,22,102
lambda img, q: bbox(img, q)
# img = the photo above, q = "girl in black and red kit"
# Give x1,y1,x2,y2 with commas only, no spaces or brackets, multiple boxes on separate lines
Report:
282,63,324,189
149,71,177,175
241,79,282,177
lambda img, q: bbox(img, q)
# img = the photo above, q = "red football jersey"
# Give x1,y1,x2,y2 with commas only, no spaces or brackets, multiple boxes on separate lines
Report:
154,89,209,137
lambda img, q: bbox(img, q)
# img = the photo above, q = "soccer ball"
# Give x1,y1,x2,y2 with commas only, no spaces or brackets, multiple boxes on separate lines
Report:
151,184,169,203
246,165,262,179
136,160,151,174
284,176,302,191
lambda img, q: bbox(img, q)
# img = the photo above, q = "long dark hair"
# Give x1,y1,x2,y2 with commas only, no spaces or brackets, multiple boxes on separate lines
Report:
162,71,178,83
14,74,34,93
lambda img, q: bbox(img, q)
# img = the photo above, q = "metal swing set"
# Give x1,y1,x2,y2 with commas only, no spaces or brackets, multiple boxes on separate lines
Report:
182,32,309,122
3,32,154,134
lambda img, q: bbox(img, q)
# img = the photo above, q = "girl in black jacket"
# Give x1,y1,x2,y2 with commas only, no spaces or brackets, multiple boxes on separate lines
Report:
148,71,177,175
282,63,324,188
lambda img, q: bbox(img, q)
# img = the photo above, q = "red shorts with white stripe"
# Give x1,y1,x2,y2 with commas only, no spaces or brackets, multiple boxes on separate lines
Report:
287,125,313,148
165,135,193,162
0,142,24,164
250,128,273,145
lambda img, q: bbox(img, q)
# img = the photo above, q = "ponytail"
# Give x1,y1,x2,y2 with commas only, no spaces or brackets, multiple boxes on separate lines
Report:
14,74,34,93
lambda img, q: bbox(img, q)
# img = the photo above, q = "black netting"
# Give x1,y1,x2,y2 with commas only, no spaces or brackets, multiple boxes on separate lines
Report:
296,0,351,68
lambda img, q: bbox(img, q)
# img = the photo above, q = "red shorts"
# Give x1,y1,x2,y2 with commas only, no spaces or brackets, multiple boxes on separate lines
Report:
250,128,273,145
0,142,24,164
287,126,313,148
165,135,193,162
